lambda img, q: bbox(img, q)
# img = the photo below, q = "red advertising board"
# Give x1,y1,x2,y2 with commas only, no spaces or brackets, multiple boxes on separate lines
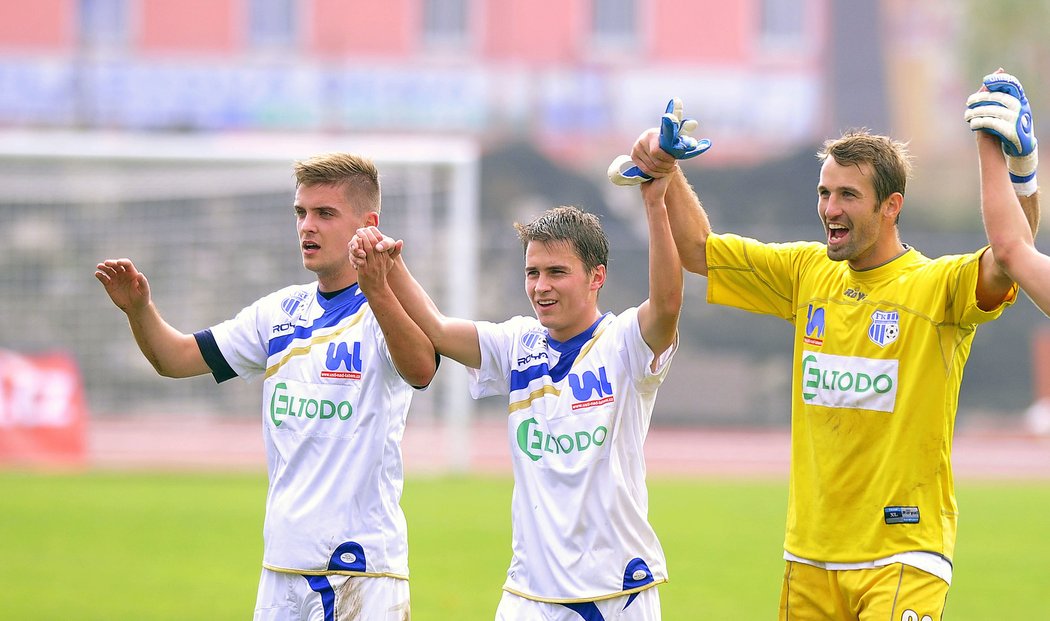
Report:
0,350,87,467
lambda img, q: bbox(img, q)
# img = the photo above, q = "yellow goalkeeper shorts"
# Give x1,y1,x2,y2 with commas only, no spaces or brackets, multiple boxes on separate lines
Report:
778,561,949,621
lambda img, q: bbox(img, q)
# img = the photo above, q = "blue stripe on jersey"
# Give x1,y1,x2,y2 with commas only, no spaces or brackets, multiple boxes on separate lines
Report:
560,601,605,621
304,575,336,621
268,284,367,357
508,314,609,392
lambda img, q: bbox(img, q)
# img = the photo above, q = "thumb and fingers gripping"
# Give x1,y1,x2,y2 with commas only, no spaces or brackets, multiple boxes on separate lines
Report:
608,98,712,186
607,155,652,186
965,72,1037,159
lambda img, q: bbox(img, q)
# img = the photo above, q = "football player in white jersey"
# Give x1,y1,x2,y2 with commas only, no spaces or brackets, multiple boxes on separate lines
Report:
350,168,687,619
95,152,436,621
623,78,1039,621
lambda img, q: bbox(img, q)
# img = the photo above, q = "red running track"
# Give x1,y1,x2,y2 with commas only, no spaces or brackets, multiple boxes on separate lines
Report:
79,418,1050,480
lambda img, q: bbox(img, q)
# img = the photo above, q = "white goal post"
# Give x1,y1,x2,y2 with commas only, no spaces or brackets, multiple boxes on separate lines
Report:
0,129,479,472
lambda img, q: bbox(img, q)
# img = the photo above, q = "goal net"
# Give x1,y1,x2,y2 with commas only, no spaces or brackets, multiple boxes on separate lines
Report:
0,129,479,470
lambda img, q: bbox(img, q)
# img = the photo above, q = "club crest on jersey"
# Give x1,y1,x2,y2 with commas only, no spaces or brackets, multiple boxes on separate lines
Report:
521,330,546,352
569,367,614,410
281,290,310,318
868,310,900,348
321,341,363,380
804,304,825,346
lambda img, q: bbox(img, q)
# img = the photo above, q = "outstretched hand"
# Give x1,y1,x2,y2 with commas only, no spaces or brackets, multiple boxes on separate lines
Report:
965,69,1039,195
95,258,152,314
965,70,1037,157
608,98,712,186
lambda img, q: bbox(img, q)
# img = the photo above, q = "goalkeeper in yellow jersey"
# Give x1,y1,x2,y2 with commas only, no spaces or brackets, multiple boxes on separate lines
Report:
614,72,1039,620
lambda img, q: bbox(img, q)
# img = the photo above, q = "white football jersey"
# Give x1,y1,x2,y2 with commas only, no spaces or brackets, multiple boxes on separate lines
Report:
198,282,416,577
470,309,675,602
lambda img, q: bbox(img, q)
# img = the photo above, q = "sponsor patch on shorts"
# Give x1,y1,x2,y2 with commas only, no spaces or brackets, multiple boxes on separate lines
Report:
884,506,920,525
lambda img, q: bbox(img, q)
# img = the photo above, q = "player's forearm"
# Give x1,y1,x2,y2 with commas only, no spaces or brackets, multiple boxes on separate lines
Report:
978,133,1036,272
1004,245,1050,317
1019,190,1040,238
387,257,482,368
125,303,208,378
664,167,711,276
642,192,683,353
386,257,448,340
365,283,437,387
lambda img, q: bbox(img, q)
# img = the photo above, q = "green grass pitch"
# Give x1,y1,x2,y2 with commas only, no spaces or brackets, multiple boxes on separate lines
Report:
2,471,1047,619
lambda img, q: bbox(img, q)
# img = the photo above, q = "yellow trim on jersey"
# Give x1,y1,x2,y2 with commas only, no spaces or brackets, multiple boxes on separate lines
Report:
263,307,368,380
263,562,408,580
571,322,609,369
508,385,561,412
501,578,666,604
505,320,611,414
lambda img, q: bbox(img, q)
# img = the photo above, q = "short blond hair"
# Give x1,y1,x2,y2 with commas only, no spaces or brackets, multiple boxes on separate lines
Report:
293,152,381,213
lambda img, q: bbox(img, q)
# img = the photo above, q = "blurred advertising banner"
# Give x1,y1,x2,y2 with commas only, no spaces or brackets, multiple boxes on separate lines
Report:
0,350,87,466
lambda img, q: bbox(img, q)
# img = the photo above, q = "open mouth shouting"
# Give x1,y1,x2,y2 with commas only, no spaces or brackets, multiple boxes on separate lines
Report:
827,222,849,248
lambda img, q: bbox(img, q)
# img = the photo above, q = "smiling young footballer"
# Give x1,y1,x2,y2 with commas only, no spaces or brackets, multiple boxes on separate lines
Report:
350,169,685,619
96,153,436,621
625,90,1039,619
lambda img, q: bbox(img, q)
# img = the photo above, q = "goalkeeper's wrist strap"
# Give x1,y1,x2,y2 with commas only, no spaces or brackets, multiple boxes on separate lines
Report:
1007,150,1039,197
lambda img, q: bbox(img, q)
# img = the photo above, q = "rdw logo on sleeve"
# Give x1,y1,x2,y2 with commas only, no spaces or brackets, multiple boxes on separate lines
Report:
321,342,362,380
568,367,614,410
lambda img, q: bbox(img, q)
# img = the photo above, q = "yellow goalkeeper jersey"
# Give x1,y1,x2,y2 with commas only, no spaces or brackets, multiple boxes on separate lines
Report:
706,233,1015,563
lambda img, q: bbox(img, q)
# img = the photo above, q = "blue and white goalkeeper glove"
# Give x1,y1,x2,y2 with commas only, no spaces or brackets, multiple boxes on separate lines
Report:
608,98,712,186
965,71,1039,196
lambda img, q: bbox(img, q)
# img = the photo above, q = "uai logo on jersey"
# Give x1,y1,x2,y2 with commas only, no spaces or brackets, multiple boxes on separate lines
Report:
868,310,900,347
804,304,825,346
568,367,614,410
321,341,362,380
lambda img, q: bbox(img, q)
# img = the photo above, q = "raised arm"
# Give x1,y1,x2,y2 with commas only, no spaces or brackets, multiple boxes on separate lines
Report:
966,70,1046,313
353,229,438,387
635,174,684,359
352,227,483,369
974,134,1027,306
975,134,1050,314
94,258,210,378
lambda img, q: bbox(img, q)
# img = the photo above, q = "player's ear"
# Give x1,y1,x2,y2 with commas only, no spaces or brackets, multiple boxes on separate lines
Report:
364,211,379,228
590,264,607,291
881,192,903,224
